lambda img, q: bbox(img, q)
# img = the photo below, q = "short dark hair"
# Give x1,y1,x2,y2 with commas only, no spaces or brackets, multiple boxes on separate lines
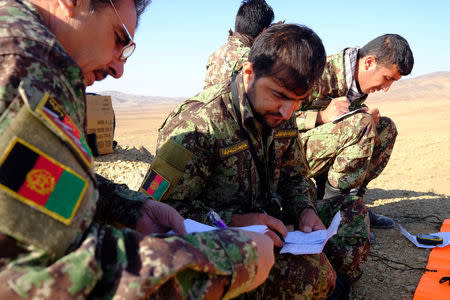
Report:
248,23,326,95
91,0,151,27
359,34,414,75
235,0,274,39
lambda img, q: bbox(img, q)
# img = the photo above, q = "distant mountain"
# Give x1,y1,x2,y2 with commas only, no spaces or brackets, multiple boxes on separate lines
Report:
97,71,450,106
368,71,450,102
97,91,187,107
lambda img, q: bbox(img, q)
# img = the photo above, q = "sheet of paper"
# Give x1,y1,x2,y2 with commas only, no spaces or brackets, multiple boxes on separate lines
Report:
280,211,342,255
183,218,268,234
331,108,365,123
284,229,327,244
399,224,450,248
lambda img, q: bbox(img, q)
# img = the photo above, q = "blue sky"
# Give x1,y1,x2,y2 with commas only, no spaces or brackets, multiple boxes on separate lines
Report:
88,0,450,97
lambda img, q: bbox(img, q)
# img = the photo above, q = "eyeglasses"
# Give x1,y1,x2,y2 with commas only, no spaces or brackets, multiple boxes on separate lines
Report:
108,0,136,61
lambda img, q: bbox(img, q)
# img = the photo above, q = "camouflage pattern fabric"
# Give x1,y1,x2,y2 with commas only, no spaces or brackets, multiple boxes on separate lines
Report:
247,194,370,299
204,30,252,89
316,195,370,283
300,112,377,190
0,225,259,299
150,73,337,298
296,49,398,190
244,253,335,300
0,0,261,298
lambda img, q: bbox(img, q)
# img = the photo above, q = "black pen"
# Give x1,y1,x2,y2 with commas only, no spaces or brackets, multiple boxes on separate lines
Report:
274,230,285,243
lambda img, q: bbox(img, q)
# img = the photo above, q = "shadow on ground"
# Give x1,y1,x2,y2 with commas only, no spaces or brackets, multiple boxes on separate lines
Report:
353,188,449,299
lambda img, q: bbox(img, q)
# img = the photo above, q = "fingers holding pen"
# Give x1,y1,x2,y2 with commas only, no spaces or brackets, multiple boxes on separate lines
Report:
319,96,350,123
261,214,287,248
331,96,350,114
265,229,285,248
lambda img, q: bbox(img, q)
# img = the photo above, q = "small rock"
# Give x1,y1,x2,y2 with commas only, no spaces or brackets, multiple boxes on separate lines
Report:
405,285,416,293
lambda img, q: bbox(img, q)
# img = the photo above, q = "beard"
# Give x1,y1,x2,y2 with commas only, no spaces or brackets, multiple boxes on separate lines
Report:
247,82,283,128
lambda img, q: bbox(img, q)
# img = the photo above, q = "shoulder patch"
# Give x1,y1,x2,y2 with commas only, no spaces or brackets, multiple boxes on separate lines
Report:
35,93,93,166
141,169,171,201
274,129,298,139
219,140,249,158
0,137,88,225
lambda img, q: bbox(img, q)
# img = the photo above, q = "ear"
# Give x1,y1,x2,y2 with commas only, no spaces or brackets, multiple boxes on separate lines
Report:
57,0,77,17
363,55,377,71
242,61,254,91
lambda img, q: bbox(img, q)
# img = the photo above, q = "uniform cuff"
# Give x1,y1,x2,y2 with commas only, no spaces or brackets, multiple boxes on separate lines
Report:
304,110,319,129
218,230,258,299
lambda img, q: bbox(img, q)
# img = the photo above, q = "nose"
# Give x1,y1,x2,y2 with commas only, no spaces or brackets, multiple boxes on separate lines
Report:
107,59,125,79
279,101,299,120
382,81,393,92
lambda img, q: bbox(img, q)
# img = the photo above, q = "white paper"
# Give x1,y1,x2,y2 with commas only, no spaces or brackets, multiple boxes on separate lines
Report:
398,224,450,248
331,108,365,123
280,211,342,255
182,218,268,234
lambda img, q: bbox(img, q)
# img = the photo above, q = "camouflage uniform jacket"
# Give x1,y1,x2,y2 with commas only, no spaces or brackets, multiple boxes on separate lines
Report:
204,30,252,89
0,1,260,298
296,49,368,131
153,73,316,225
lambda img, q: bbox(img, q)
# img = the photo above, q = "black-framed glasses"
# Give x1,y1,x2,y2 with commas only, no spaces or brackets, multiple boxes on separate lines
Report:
108,0,136,61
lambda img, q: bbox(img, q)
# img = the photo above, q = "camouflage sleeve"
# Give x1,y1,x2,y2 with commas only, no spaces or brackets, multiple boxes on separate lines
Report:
0,55,27,117
94,173,148,228
295,109,319,131
0,225,258,299
157,131,216,219
151,101,220,221
294,74,333,131
277,137,317,226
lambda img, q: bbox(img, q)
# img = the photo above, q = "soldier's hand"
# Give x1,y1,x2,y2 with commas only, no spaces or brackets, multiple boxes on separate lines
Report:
317,96,350,124
135,199,187,235
363,106,380,125
298,208,326,233
238,230,274,292
230,213,287,248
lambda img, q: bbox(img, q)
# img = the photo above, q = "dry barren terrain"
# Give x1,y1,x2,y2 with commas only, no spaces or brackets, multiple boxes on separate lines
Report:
95,72,450,299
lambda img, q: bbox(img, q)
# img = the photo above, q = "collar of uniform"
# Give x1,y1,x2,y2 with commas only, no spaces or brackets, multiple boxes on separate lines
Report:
231,31,253,48
20,0,43,22
231,73,256,126
1,0,86,130
2,0,80,77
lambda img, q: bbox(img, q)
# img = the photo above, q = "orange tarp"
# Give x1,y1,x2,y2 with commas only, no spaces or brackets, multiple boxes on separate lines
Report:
413,219,450,300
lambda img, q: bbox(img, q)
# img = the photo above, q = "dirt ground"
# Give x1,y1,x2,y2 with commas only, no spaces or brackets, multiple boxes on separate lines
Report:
95,83,450,299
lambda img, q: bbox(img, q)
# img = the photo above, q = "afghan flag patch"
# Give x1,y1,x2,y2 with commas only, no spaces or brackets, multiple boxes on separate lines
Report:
0,138,88,225
141,169,170,201
36,94,93,167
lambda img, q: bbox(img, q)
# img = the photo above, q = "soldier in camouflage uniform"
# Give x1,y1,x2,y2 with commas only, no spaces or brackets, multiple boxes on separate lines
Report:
0,0,276,298
204,0,274,88
296,34,414,231
143,24,370,299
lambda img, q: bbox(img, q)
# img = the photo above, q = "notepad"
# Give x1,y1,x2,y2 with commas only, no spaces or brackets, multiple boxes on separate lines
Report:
280,211,342,255
331,108,365,123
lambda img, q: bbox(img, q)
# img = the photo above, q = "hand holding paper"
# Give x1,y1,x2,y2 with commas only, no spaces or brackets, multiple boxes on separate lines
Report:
280,211,342,255
177,211,342,256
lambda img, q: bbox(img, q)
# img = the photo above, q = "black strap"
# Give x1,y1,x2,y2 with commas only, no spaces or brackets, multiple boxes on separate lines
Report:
440,276,450,285
230,75,270,198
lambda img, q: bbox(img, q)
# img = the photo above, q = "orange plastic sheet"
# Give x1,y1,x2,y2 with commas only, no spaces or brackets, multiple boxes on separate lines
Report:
413,219,450,300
